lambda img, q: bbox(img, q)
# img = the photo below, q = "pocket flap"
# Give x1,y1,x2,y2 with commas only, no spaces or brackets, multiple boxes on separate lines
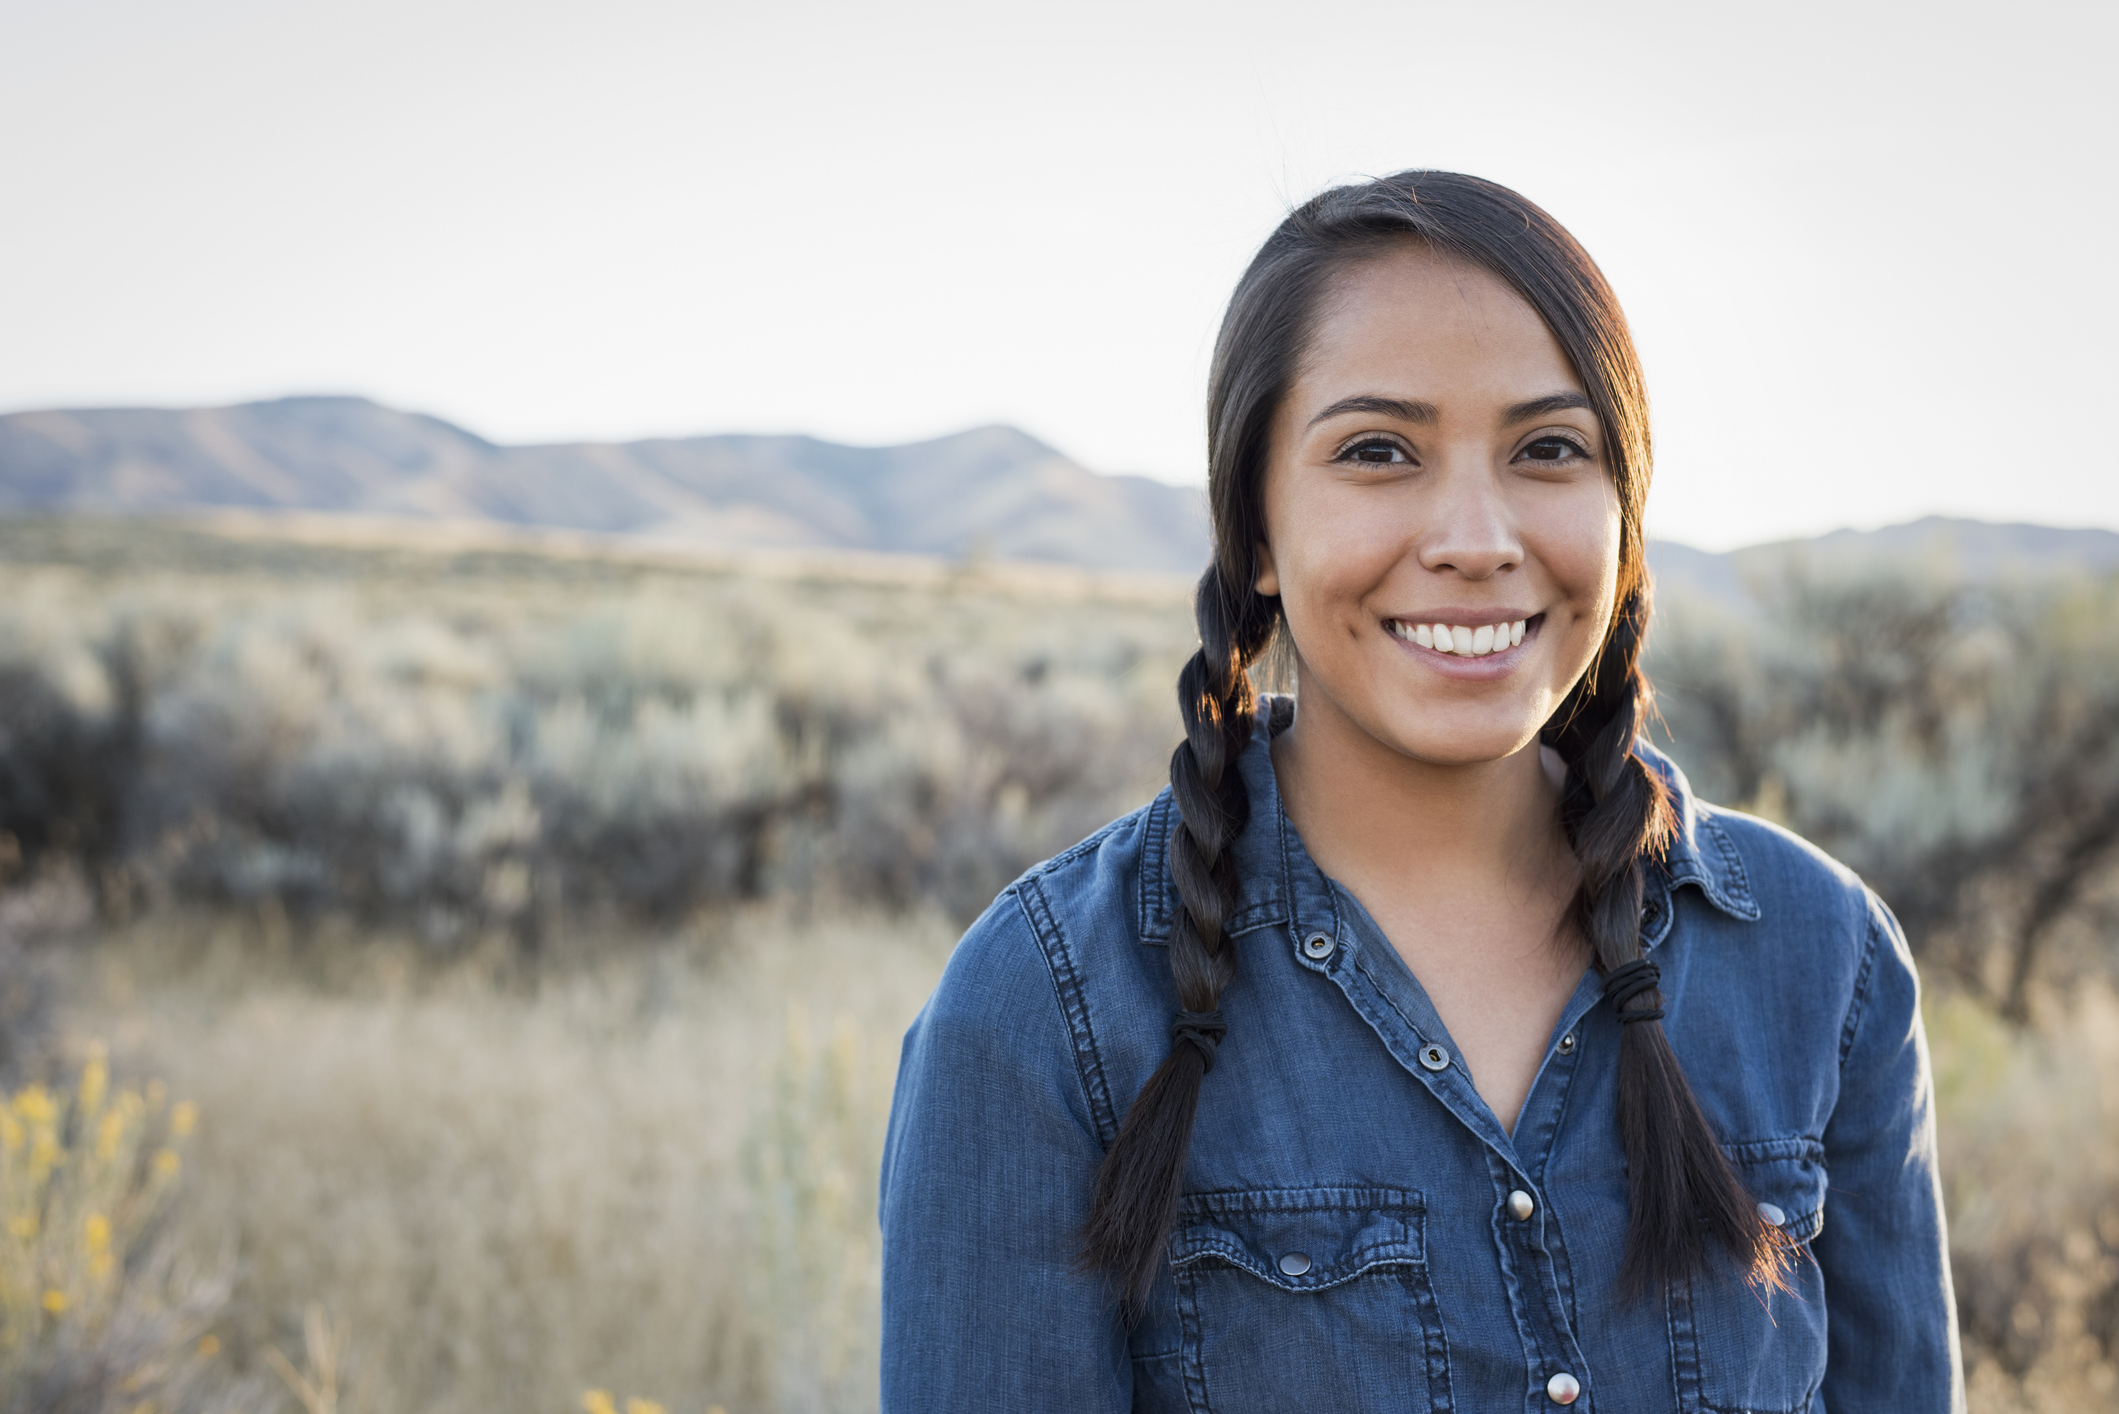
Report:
1169,1187,1425,1291
1733,1142,1829,1246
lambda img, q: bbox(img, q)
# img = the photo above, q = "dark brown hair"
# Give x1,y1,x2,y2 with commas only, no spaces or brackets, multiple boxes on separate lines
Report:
1079,170,1788,1312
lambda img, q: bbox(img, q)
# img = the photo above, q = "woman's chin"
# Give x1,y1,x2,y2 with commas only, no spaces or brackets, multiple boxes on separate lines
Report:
1363,713,1549,771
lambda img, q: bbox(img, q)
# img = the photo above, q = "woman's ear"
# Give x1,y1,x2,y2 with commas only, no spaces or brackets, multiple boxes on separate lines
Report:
1253,542,1280,599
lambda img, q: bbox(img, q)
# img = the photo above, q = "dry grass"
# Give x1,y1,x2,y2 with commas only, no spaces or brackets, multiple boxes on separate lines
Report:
65,908,953,1414
1932,987,2119,1406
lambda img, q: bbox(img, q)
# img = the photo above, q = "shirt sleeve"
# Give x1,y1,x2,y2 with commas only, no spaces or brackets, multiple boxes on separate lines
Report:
879,887,1132,1413
1815,893,1966,1413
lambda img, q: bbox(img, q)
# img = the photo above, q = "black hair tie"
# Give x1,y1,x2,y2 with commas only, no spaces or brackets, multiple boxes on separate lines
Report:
1171,1010,1229,1071
1602,958,1666,1025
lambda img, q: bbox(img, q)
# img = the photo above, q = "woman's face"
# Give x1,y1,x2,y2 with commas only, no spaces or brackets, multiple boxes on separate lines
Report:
1257,242,1623,768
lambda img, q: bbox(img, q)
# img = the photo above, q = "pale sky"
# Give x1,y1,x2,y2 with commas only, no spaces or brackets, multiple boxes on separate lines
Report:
2,0,2111,549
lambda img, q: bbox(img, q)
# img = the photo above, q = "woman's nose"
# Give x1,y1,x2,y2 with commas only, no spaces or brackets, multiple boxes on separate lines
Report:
1416,469,1522,580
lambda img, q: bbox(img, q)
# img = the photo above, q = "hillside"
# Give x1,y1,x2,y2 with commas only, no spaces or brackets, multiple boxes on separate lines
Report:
0,396,1211,574
8,396,2119,589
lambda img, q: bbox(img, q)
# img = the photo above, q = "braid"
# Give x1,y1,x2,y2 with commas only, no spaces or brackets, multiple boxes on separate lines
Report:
1079,562,1275,1314
1549,586,1793,1296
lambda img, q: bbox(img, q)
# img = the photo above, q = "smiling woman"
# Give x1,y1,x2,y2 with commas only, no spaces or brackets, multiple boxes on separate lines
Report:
878,172,1962,1412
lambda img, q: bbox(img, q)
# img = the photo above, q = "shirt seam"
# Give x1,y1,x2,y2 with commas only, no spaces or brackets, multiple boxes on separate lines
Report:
1837,901,1886,1070
1013,877,1121,1148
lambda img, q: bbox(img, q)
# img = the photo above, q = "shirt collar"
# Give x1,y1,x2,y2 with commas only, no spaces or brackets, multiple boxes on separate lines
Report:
1136,700,1760,949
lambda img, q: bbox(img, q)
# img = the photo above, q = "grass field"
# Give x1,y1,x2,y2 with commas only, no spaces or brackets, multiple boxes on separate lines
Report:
2,514,2116,1411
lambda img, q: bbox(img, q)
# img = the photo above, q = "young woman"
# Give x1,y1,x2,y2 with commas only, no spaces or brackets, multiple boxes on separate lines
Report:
879,171,1961,1412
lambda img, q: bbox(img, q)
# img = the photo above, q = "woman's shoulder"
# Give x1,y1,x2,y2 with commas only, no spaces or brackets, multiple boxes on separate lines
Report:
933,791,1175,1009
1642,743,1900,959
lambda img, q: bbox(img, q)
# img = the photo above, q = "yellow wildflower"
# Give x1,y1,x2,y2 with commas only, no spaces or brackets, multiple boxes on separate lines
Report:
196,1335,219,1357
581,1392,618,1414
85,1213,111,1254
170,1102,198,1139
624,1400,666,1414
0,1110,21,1152
13,1086,55,1125
152,1149,181,1178
41,1289,66,1315
97,1110,127,1161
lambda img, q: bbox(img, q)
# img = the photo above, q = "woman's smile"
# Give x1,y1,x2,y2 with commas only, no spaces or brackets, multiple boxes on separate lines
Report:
1390,610,1542,674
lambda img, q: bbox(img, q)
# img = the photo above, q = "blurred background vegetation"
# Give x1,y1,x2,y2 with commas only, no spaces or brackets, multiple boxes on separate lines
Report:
1,514,2116,1411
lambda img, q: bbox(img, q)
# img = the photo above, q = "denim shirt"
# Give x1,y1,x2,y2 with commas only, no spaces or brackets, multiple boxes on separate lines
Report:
880,711,1963,1413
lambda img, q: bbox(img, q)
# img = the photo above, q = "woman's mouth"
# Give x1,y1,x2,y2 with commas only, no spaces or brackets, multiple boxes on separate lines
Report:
1385,614,1540,659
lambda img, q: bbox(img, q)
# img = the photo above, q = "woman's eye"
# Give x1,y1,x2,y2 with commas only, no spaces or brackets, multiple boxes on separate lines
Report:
1521,436,1587,463
1341,439,1410,465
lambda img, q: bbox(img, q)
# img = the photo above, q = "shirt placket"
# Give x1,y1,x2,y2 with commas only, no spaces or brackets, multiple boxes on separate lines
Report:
1293,877,1610,1413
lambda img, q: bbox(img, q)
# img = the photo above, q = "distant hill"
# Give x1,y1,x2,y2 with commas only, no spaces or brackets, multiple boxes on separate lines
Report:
1648,517,2119,610
6,396,2117,587
0,396,1211,574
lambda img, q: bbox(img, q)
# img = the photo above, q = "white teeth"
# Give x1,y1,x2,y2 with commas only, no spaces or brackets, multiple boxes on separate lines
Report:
1397,618,1530,656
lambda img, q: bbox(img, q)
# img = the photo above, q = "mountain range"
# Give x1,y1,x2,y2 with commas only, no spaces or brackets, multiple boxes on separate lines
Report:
5,395,2119,591
0,395,1210,574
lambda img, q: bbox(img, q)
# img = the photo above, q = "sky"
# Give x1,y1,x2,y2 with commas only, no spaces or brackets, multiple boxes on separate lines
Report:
1,0,2112,550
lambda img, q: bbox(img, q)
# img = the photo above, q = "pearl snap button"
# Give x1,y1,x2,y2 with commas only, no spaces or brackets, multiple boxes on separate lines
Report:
1758,1202,1787,1227
1557,1032,1576,1055
1418,1044,1450,1072
1277,1251,1312,1277
1507,1190,1535,1221
1547,1371,1581,1404
1301,932,1334,960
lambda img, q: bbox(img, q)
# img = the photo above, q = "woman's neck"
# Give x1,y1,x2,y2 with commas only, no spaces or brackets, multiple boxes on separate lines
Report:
1269,691,1573,902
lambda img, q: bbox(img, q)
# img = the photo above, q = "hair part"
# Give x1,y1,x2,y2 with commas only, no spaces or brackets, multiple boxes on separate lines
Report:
1079,170,1787,1315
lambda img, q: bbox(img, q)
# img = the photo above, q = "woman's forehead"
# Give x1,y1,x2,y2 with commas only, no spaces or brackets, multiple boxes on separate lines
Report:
1297,247,1583,408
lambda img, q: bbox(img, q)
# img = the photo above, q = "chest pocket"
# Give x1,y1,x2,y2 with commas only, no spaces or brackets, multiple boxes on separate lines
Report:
1169,1187,1450,1414
1674,1149,1831,1414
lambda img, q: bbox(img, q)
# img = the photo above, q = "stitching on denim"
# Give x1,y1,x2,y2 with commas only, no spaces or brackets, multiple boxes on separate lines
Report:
1352,951,1442,1063
1177,1186,1424,1216
1668,1273,1701,1413
1013,879,1119,1148
1137,790,1174,945
1408,1256,1457,1413
1176,1260,1214,1414
1838,905,1885,1070
1722,1135,1827,1166
1277,784,1338,952
1696,810,1763,919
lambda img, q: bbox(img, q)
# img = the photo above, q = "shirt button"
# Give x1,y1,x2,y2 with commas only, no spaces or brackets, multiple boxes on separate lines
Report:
1557,1032,1576,1055
1301,932,1334,961
1758,1202,1787,1227
1277,1251,1312,1276
1418,1044,1450,1072
1546,1371,1581,1404
1507,1190,1535,1221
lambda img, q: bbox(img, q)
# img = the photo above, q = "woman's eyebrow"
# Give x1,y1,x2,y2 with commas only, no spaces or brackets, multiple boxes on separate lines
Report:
1503,392,1593,421
1305,394,1439,428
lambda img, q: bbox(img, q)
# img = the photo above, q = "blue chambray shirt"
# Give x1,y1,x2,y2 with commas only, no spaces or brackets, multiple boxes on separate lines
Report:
880,709,1963,1412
